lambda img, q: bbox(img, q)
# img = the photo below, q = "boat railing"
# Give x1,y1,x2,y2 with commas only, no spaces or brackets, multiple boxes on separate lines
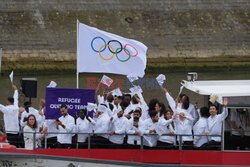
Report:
4,131,225,150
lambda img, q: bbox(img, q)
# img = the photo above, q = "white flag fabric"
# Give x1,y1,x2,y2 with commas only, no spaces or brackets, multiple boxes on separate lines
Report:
9,71,14,84
47,81,57,88
87,103,97,112
129,85,143,94
127,75,139,83
178,85,184,96
77,22,147,78
111,88,123,96
156,74,166,88
100,75,113,87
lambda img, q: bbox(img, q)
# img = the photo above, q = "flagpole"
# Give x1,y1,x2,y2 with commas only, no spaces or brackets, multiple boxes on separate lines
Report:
76,19,79,88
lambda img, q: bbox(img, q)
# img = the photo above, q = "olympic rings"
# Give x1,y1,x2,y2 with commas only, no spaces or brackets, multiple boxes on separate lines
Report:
108,40,123,54
99,44,115,60
91,36,106,53
124,44,138,57
115,48,131,62
90,36,138,62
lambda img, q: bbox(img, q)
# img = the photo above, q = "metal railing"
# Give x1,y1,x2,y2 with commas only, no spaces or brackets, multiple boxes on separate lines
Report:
4,131,222,150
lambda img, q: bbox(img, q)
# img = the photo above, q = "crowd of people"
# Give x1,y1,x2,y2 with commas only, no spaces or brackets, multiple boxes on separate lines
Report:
0,84,249,150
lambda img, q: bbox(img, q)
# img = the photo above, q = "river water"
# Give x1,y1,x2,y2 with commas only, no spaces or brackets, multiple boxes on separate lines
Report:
1,71,250,109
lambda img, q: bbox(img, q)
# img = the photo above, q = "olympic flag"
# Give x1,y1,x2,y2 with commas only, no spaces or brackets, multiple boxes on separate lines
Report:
77,21,147,79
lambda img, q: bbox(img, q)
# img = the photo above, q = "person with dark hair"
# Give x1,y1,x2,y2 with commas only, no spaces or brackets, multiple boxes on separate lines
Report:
76,109,95,148
205,98,228,150
142,110,159,148
109,107,128,148
54,104,75,149
0,85,20,147
173,109,194,150
126,108,144,149
193,107,210,149
20,101,44,130
113,95,121,111
162,88,198,124
92,105,111,148
231,108,249,150
23,114,47,150
148,98,159,113
157,110,176,149
155,102,167,118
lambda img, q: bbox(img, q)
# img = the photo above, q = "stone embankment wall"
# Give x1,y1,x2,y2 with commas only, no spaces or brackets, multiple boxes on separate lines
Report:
0,0,249,70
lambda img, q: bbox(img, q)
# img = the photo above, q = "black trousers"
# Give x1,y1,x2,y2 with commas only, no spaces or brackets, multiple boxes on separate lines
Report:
231,135,248,150
206,140,221,150
78,142,88,149
90,136,112,149
57,143,72,149
6,133,19,148
176,141,193,150
41,137,58,148
157,141,175,150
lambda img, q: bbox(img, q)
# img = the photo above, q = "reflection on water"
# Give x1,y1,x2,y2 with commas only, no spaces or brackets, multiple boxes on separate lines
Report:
0,71,250,109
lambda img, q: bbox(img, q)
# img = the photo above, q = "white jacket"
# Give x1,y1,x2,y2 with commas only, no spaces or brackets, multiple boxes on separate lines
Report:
158,117,176,144
0,90,19,134
57,114,75,144
193,117,208,147
126,118,144,145
23,125,43,150
76,117,95,143
206,107,228,142
109,115,127,144
141,118,159,147
174,114,194,142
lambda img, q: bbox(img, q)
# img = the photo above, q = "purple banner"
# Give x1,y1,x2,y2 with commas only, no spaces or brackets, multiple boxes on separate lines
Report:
45,87,95,119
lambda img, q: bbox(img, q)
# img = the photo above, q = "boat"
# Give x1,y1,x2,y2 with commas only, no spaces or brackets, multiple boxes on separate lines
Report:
0,78,250,166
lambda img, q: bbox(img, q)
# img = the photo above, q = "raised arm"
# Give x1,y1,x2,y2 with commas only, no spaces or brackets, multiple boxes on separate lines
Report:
217,98,229,121
12,85,19,107
162,88,177,113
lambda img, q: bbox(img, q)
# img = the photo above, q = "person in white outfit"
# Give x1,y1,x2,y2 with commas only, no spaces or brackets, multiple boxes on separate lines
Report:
54,104,75,149
23,114,47,150
76,109,95,148
0,85,20,147
157,110,176,149
141,110,159,148
162,88,198,123
126,109,144,149
193,107,210,149
20,101,44,130
92,105,111,148
205,98,229,150
109,107,128,148
173,101,194,150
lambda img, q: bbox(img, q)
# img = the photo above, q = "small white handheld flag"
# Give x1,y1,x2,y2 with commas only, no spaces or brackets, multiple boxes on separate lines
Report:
111,88,123,96
129,85,143,94
178,85,184,96
127,75,139,83
156,74,166,88
47,81,57,88
87,103,97,112
9,71,14,84
100,75,113,87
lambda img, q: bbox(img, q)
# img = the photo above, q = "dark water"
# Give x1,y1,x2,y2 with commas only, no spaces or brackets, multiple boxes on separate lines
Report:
1,71,250,109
